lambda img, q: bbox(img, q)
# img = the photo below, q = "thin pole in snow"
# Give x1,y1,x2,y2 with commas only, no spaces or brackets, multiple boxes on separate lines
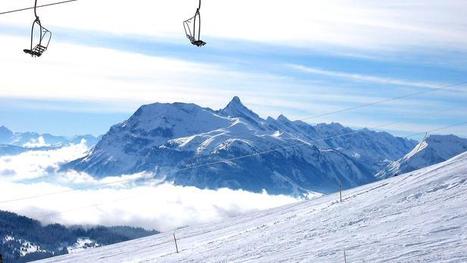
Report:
173,233,179,253
339,183,343,202
343,249,347,263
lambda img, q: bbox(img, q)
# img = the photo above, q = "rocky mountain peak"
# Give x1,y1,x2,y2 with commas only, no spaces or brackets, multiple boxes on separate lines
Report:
220,97,262,122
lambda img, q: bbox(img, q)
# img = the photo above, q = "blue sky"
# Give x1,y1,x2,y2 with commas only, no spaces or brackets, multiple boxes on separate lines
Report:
0,0,466,137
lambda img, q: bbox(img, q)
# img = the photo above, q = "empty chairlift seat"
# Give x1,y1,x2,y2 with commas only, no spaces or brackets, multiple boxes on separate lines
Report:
23,0,52,57
183,0,206,47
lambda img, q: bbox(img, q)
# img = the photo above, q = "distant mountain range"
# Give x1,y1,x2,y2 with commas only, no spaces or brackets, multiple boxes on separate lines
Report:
64,97,424,195
376,134,467,179
0,210,157,263
0,126,98,155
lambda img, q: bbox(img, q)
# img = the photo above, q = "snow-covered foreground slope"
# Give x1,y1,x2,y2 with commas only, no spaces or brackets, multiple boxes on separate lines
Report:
36,152,467,263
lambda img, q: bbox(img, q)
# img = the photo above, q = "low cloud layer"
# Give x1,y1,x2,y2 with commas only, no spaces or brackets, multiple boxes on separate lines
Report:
0,144,298,231
0,142,89,181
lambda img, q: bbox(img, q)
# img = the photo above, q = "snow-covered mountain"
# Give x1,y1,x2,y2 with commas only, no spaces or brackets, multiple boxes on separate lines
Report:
0,126,99,149
376,134,467,179
36,152,467,263
64,97,416,195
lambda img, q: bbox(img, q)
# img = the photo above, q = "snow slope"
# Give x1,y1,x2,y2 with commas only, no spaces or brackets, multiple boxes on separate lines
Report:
376,134,467,179
37,152,467,262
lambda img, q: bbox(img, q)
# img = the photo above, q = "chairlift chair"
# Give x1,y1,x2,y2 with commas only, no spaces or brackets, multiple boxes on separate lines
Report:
23,0,52,57
183,0,206,47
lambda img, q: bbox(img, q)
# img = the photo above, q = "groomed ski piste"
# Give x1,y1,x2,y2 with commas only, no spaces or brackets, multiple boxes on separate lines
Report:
35,152,467,263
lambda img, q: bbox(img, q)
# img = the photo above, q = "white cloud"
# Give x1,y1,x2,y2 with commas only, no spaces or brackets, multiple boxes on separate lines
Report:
0,35,301,110
23,136,50,148
0,141,89,181
1,1,466,142
2,34,459,123
0,145,298,231
287,64,444,90
2,1,466,110
0,36,219,103
0,35,396,120
2,0,466,51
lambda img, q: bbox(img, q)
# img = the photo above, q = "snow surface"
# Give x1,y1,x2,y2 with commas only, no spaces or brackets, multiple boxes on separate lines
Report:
35,152,467,262
67,238,99,254
19,241,45,257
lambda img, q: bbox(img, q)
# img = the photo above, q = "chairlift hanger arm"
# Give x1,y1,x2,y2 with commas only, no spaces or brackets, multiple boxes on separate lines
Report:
34,0,39,18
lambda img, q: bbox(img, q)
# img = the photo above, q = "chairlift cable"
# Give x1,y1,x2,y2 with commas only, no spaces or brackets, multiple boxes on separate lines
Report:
0,0,77,16
299,80,467,122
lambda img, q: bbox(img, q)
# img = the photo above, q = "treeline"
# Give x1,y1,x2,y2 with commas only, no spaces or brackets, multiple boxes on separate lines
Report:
0,210,158,263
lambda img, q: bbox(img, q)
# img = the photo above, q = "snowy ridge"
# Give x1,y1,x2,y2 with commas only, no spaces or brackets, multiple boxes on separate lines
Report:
36,152,467,263
0,125,98,149
64,97,417,195
376,134,467,179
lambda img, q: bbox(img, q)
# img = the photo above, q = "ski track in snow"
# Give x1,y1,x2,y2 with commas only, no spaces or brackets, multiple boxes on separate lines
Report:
35,152,467,263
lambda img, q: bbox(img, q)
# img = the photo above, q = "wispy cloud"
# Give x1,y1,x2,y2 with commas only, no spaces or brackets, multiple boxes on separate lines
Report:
1,1,466,137
287,64,444,90
2,0,466,52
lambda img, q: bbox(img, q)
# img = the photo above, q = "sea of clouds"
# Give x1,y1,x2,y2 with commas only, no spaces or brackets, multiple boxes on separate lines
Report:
0,142,298,231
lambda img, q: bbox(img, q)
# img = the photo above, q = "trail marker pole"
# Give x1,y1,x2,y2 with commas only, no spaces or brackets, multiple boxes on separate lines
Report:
173,233,179,253
339,183,343,202
343,249,347,263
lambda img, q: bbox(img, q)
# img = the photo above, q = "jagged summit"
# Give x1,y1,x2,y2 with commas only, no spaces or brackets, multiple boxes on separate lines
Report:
0,125,13,135
221,96,245,113
277,114,290,122
228,95,242,105
0,125,14,144
219,96,262,124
